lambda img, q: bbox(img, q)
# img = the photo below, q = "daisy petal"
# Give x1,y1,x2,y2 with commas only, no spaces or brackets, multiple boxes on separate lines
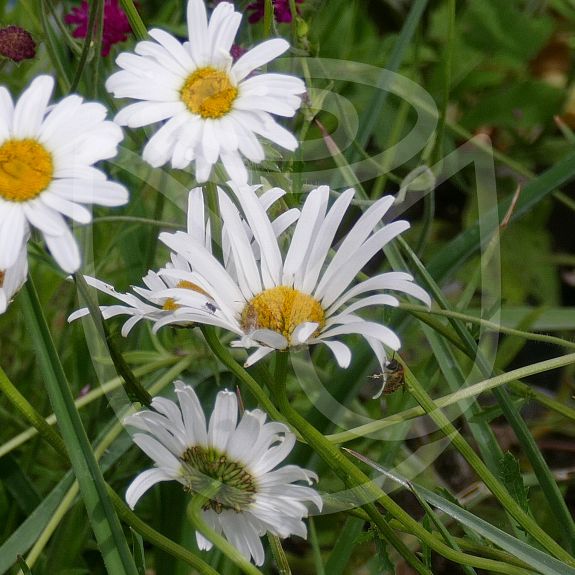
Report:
232,39,290,82
125,468,177,509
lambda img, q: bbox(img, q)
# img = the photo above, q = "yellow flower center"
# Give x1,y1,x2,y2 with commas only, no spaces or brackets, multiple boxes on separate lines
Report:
180,67,238,119
0,270,5,288
241,286,325,343
0,139,53,202
163,280,210,311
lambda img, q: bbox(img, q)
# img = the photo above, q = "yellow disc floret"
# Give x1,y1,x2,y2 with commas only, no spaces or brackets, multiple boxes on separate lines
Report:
180,67,238,119
163,280,210,311
241,286,325,343
0,139,53,202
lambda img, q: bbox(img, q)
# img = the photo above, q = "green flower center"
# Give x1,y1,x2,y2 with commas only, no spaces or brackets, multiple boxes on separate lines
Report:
180,445,257,513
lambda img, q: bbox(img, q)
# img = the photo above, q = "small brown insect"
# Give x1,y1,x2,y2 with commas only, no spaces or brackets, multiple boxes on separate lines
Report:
370,356,405,395
242,303,260,333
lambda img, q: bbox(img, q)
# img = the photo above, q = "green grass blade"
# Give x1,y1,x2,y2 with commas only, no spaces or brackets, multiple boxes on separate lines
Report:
0,473,75,574
20,279,139,575
323,517,364,575
349,455,575,575
400,237,575,551
352,0,429,158
428,149,575,280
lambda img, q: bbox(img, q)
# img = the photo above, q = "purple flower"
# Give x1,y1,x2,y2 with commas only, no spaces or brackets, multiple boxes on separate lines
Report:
65,0,132,57
247,0,304,24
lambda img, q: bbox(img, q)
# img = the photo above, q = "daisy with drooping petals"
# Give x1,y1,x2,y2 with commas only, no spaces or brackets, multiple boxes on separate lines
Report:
0,241,28,314
106,0,305,184
158,184,431,393
125,382,322,566
0,75,127,273
68,186,299,334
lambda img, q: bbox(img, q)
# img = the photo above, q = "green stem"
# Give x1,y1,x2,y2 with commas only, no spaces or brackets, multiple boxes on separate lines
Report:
205,182,223,262
21,482,79,571
1,353,218,575
403,363,575,565
38,0,71,91
0,365,67,458
399,303,575,351
0,358,179,458
309,517,326,575
272,362,530,575
75,273,152,406
264,0,274,37
327,351,575,443
92,216,183,229
400,236,575,553
111,489,218,575
119,0,148,40
201,326,285,423
21,278,139,575
186,483,263,575
42,0,82,55
70,0,101,92
267,534,292,575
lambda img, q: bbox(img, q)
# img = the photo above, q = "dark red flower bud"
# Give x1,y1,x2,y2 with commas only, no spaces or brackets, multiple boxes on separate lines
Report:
0,25,36,63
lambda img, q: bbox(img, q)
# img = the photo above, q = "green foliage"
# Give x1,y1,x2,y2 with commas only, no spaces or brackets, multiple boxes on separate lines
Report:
1,0,575,574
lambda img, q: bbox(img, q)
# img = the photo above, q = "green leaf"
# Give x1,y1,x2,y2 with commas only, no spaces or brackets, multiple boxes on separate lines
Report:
0,455,41,514
461,0,553,64
324,517,365,575
461,81,563,132
372,527,395,574
131,529,147,575
500,453,531,514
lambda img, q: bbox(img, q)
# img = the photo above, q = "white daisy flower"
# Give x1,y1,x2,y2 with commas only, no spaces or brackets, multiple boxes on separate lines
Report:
0,75,127,273
158,184,431,392
0,241,28,314
106,0,305,184
68,186,299,334
125,382,322,566
67,253,204,336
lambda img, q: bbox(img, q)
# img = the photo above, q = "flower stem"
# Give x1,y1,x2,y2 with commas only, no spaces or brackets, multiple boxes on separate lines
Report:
402,362,575,565
119,0,148,40
205,181,223,262
75,273,152,407
201,326,285,424
327,351,575,443
272,356,540,575
0,345,218,575
187,482,264,575
267,534,292,575
0,364,67,458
